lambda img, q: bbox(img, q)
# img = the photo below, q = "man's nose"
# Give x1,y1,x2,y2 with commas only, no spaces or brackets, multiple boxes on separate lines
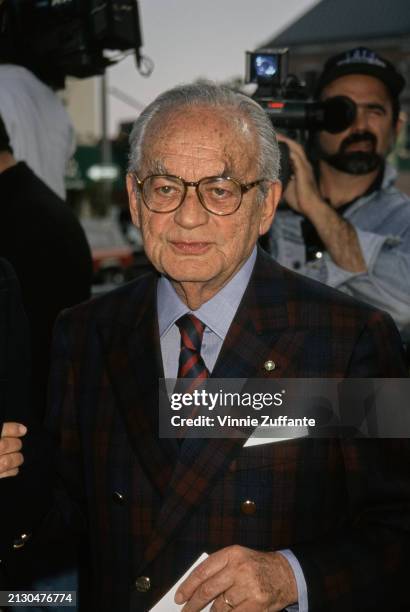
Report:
351,107,369,131
174,186,208,227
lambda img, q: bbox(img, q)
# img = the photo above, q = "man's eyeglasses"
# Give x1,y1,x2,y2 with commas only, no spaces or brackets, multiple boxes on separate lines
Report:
133,174,265,216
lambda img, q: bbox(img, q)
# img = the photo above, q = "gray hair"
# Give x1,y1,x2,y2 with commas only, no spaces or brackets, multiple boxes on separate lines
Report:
127,81,280,184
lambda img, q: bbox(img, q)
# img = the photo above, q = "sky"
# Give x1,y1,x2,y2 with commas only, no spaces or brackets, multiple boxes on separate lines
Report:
106,0,318,135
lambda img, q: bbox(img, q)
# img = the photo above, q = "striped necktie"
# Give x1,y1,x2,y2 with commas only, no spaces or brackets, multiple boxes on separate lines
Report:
175,314,210,382
174,314,210,442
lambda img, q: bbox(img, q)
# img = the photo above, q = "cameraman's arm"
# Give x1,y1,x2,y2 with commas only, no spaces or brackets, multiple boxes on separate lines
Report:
323,232,410,336
276,134,366,273
274,135,410,336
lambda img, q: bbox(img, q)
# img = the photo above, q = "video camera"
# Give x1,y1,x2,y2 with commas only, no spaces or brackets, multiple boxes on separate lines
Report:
246,48,356,136
0,0,143,89
246,48,358,192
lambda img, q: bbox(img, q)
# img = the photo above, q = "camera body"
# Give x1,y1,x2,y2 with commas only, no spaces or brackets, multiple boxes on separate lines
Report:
246,48,356,136
0,0,143,88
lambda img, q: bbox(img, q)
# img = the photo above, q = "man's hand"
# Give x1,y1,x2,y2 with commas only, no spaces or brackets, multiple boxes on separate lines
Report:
0,422,26,478
174,545,298,611
277,133,323,216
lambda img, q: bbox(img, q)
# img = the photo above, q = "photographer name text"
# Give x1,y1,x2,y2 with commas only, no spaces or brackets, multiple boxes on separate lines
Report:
170,414,316,428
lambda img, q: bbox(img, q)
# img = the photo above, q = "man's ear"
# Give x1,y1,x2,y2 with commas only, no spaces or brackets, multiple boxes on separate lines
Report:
126,173,141,229
259,180,282,236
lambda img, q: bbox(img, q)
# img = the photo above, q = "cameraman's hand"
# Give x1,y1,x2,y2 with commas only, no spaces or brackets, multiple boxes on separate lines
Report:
0,422,26,478
276,134,366,272
277,133,324,216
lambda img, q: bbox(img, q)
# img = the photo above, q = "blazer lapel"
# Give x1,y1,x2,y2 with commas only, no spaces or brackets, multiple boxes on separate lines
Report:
212,248,308,379
141,250,309,567
100,274,178,497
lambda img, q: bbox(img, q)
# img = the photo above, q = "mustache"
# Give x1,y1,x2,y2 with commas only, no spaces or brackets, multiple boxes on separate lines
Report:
340,131,377,153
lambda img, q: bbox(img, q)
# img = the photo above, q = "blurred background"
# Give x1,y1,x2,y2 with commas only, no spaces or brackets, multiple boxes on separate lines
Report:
7,0,410,292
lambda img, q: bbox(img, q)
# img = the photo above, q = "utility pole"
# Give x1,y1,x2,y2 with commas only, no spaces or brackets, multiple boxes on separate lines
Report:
100,73,112,213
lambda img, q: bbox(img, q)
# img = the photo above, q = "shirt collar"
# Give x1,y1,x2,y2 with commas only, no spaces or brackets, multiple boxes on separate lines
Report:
382,162,397,189
338,162,397,218
157,247,257,340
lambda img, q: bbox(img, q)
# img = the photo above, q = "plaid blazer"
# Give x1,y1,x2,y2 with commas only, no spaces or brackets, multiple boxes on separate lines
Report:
11,249,409,612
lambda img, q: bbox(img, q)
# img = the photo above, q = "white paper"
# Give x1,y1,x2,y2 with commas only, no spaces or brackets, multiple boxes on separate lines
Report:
150,553,211,611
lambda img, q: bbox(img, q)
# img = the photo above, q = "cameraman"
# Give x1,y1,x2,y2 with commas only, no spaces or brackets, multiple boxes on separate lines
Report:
270,47,410,346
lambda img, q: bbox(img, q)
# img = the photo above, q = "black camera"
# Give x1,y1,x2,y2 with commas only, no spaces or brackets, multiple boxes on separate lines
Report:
246,48,356,135
0,0,143,89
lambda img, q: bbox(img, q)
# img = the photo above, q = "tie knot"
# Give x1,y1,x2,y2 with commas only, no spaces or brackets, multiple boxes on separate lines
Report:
175,314,206,353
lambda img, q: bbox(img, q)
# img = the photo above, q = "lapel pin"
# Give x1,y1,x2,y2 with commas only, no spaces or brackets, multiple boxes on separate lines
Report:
264,360,276,372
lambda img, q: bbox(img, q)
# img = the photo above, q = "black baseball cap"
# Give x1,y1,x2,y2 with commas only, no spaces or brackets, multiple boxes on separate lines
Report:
315,47,405,98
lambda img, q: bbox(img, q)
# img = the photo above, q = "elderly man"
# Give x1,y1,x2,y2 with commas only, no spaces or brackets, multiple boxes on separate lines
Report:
270,47,410,346
0,83,409,612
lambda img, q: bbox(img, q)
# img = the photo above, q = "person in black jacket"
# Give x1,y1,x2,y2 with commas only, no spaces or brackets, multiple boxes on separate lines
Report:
0,116,93,422
0,257,30,459
0,259,54,566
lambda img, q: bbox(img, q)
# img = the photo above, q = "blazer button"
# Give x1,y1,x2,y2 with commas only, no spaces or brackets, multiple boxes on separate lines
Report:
135,576,151,592
112,491,125,504
229,460,237,472
264,360,276,372
13,532,31,549
240,500,257,515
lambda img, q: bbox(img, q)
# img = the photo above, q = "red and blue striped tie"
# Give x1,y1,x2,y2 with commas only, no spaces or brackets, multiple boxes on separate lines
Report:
174,314,210,441
175,314,210,383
